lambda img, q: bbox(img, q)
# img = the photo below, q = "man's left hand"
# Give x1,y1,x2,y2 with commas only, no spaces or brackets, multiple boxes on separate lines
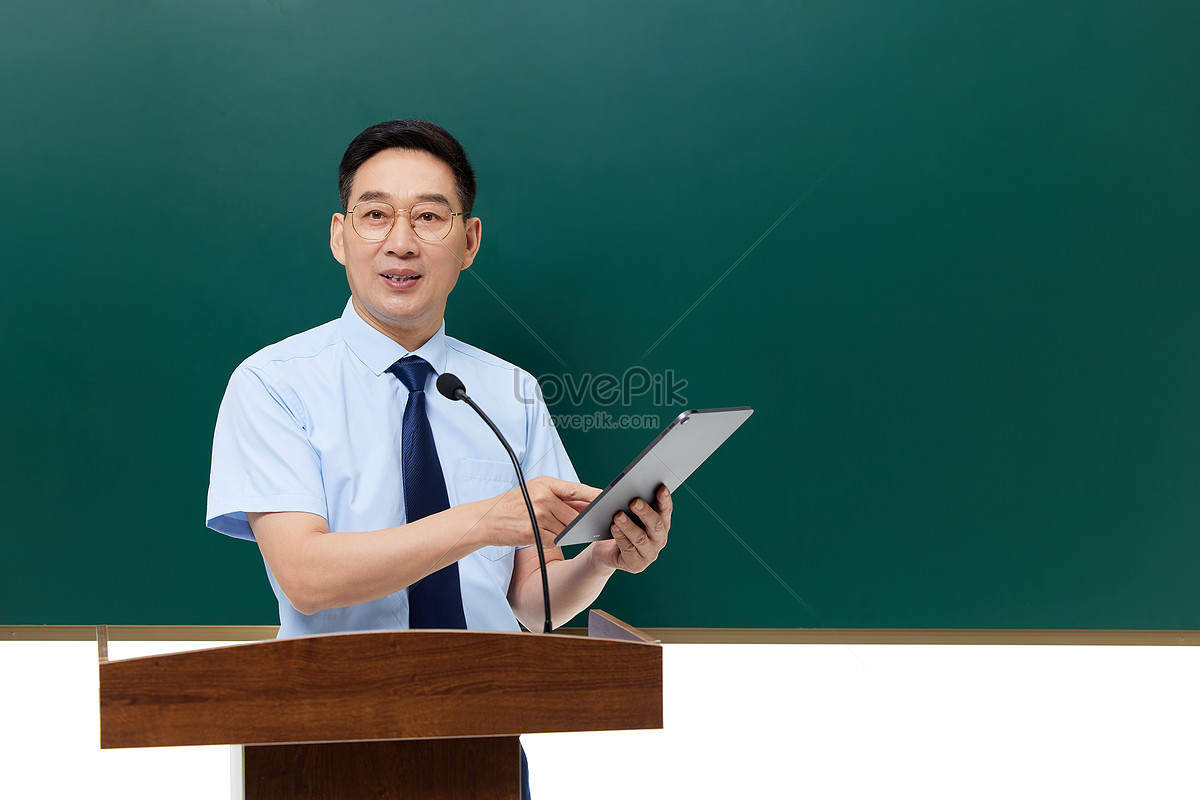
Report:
589,485,671,573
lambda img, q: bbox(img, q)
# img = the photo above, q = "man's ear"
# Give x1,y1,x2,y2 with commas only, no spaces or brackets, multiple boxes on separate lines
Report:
330,212,347,266
459,215,483,271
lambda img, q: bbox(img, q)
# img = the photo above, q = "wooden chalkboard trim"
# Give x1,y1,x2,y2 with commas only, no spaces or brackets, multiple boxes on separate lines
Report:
5,625,281,641
5,625,1199,645
640,628,1200,646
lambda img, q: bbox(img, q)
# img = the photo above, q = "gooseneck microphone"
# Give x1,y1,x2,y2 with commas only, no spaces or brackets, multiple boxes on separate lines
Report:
437,372,553,634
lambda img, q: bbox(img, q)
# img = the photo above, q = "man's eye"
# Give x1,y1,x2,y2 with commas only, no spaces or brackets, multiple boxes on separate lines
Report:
367,210,388,221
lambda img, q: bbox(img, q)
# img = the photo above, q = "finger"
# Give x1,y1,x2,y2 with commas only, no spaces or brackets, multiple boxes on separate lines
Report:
538,476,602,503
609,516,649,573
531,485,585,534
534,496,592,547
656,485,673,522
629,498,668,545
613,510,652,555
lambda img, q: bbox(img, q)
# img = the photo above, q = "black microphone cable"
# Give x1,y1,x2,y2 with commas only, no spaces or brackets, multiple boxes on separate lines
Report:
437,372,553,634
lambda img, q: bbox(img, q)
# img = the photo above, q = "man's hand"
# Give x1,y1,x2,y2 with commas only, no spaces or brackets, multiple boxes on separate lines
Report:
508,484,671,630
477,476,601,549
589,485,672,574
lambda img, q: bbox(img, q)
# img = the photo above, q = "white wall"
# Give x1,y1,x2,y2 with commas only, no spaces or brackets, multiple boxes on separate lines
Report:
3,639,1197,798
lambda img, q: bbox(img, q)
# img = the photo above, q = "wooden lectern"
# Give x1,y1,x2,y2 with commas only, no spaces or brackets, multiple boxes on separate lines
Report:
98,611,662,799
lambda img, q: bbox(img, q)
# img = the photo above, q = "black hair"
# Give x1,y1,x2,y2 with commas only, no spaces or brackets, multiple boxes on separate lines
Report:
337,119,477,215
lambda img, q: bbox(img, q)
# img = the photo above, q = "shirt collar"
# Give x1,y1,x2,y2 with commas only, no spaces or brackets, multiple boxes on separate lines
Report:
338,298,450,377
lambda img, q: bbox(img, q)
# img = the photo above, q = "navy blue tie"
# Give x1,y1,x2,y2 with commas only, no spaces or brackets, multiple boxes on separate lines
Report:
389,355,468,630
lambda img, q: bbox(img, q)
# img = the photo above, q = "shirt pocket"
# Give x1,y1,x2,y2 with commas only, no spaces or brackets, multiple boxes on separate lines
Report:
456,458,519,562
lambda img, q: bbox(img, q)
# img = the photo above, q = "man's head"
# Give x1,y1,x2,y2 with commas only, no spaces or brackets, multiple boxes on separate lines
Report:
338,119,477,216
330,120,483,351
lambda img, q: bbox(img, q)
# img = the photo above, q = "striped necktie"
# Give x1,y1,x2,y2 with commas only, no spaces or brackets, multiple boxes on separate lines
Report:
388,355,467,629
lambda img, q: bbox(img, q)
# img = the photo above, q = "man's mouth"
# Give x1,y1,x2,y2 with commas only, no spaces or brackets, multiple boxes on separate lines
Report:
381,271,421,287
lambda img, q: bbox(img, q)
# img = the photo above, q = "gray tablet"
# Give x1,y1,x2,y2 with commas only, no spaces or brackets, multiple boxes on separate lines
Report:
553,406,754,546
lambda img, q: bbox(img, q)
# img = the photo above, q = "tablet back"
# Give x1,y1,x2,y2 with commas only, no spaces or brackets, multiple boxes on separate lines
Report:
554,407,754,546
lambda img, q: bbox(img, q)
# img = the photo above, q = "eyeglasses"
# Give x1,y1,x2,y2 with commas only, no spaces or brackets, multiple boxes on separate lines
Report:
346,200,466,242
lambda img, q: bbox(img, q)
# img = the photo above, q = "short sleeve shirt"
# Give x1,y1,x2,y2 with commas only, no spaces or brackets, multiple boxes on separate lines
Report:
206,299,577,637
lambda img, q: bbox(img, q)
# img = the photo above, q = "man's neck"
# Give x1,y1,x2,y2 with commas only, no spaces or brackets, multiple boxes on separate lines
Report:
351,298,441,353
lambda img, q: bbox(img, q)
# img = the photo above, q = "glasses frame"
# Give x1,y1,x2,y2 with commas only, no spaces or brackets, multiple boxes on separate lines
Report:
345,200,467,242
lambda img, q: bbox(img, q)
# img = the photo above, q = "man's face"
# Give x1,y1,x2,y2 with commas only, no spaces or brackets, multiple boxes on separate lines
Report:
330,148,482,349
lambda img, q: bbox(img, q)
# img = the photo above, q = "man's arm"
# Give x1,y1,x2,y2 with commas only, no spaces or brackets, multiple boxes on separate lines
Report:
249,476,601,615
507,485,672,630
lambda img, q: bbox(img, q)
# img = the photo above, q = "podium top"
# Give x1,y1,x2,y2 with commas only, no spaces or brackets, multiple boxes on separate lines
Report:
100,621,662,749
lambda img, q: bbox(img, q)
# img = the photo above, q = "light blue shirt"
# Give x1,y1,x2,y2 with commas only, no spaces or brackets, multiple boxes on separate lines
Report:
206,299,577,637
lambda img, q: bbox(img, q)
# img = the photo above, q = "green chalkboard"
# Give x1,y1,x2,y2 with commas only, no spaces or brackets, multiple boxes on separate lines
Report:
3,2,1198,628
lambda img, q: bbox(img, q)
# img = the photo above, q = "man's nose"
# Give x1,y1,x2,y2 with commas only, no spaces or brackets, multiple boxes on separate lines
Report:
384,214,421,254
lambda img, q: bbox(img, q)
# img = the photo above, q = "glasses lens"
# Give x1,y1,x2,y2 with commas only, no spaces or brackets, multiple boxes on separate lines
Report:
410,202,455,241
351,202,395,240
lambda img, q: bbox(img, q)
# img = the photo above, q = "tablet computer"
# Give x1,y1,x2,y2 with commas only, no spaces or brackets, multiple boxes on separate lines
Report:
553,406,754,546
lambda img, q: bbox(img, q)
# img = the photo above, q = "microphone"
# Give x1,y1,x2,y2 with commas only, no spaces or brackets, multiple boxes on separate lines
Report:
437,372,553,634
436,372,467,401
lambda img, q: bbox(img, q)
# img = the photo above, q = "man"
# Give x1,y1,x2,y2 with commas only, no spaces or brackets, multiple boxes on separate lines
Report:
206,120,669,795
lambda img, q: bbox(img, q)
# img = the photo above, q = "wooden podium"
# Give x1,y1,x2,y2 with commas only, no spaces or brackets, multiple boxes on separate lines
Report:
98,611,662,799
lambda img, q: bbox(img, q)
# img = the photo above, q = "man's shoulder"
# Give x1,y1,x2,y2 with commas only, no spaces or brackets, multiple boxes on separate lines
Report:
443,335,547,412
444,335,532,379
236,319,345,375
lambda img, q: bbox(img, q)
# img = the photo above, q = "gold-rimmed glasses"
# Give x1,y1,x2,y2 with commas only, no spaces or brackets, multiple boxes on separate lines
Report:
346,200,466,242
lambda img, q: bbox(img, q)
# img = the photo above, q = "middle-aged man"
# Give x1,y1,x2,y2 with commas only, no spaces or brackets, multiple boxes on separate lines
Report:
205,119,670,795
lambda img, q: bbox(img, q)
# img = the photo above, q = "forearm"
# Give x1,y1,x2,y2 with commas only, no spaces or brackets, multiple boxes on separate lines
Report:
252,476,607,618
510,545,617,630
250,502,492,615
509,488,673,629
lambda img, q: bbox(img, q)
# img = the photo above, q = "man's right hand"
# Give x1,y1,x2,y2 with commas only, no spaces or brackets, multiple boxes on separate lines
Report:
473,476,601,549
